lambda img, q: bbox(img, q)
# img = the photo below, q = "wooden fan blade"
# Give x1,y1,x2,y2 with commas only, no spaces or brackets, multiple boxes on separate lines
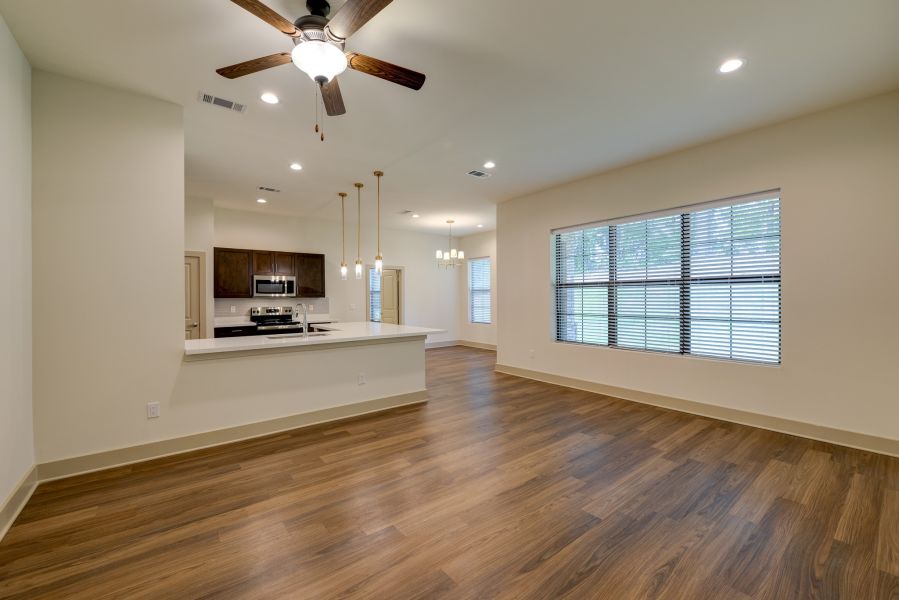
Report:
216,52,292,79
346,52,426,90
325,0,392,41
230,0,299,36
320,78,347,116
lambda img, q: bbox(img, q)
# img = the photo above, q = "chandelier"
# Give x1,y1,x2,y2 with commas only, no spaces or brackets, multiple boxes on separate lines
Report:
436,220,464,268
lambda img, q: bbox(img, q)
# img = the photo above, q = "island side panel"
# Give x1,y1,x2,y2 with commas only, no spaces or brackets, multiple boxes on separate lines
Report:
167,338,427,440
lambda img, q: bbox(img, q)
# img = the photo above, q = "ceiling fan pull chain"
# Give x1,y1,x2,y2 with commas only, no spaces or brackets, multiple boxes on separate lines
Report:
314,85,320,133
319,86,325,141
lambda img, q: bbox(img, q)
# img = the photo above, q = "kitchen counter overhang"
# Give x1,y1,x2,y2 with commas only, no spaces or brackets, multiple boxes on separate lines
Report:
184,322,444,360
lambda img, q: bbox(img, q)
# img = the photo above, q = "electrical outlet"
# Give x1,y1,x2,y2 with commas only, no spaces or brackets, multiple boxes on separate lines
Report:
349,303,357,311
529,349,536,359
147,402,161,419
357,373,366,385
230,305,236,313
308,305,314,312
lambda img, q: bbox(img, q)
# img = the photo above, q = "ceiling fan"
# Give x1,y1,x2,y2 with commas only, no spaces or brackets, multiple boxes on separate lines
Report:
217,0,426,116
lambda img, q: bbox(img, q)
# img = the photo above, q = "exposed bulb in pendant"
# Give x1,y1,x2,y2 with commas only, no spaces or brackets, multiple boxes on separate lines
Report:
340,262,348,281
355,260,363,279
375,255,383,274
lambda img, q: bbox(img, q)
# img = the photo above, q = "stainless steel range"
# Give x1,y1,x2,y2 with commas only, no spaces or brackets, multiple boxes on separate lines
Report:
250,306,302,334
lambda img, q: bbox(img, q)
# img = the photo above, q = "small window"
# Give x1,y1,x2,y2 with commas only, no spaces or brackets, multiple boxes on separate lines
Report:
368,268,381,322
553,192,781,364
469,257,492,324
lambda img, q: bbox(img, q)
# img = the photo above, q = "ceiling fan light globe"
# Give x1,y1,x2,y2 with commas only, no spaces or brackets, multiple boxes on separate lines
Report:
291,41,348,83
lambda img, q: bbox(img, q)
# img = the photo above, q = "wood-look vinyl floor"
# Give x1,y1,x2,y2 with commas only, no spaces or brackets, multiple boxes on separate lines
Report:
1,346,897,599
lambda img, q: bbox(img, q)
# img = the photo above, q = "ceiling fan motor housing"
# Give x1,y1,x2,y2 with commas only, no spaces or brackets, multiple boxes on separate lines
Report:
293,14,345,48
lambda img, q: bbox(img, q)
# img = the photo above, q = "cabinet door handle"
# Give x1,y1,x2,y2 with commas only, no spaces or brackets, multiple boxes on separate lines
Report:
192,322,199,327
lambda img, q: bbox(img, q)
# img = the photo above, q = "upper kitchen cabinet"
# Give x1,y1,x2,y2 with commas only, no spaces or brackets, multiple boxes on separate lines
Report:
214,248,252,298
297,253,326,297
214,247,324,298
252,251,295,276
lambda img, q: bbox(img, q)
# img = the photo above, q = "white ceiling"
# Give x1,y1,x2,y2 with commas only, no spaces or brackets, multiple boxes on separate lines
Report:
3,0,899,235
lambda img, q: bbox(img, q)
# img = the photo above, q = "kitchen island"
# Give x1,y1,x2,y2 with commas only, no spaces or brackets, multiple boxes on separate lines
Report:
133,322,446,467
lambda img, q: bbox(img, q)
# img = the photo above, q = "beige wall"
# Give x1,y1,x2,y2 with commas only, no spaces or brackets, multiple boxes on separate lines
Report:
192,205,459,343
0,14,34,506
497,90,899,442
457,230,497,346
32,71,185,463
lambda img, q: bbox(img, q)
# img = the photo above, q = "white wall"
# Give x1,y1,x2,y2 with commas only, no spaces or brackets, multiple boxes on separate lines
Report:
185,196,215,336
204,206,459,343
457,230,497,346
32,71,185,463
498,90,899,442
0,14,34,504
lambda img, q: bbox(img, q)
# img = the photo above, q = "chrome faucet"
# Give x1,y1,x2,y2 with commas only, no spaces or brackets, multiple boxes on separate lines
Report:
298,303,308,338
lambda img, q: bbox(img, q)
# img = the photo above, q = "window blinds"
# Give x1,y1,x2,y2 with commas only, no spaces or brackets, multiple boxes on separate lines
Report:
552,193,781,364
369,268,381,322
469,257,492,324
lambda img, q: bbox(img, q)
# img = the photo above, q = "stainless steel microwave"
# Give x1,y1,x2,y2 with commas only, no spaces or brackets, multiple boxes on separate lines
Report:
253,275,296,298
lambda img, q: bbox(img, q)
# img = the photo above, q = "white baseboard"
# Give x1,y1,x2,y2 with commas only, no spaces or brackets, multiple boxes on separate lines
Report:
458,340,497,351
426,340,497,351
0,465,38,543
495,363,899,458
426,340,459,348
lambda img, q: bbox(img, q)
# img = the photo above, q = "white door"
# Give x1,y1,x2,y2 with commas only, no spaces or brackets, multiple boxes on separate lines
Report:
184,254,203,339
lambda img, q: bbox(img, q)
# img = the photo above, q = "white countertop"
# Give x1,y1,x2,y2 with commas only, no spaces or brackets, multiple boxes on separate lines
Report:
186,321,444,356
214,314,335,328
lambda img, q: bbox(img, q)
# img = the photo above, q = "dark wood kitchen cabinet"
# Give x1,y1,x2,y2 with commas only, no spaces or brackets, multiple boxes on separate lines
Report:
297,253,325,297
213,248,252,298
252,251,295,276
215,247,325,298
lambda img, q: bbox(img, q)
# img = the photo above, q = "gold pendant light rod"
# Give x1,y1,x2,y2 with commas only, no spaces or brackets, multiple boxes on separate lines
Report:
373,170,384,274
338,192,348,280
354,182,364,279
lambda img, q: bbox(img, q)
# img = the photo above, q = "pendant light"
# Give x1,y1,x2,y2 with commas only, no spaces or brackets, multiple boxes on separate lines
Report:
338,192,348,280
354,182,364,279
436,220,464,268
373,170,384,274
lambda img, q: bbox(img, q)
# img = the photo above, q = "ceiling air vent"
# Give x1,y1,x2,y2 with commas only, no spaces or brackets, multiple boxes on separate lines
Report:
258,185,281,193
467,169,491,179
198,91,247,114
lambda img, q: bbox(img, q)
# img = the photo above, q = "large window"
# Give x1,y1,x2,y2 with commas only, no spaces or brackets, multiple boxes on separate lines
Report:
469,257,492,324
553,192,781,364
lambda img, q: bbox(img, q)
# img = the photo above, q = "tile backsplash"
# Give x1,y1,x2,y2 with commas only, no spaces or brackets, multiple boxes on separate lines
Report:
214,297,330,318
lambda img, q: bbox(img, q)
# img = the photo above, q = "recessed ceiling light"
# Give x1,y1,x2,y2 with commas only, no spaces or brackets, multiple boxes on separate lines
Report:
412,213,420,218
477,224,484,228
289,162,302,171
718,58,744,74
483,161,496,169
260,92,279,104
257,198,267,204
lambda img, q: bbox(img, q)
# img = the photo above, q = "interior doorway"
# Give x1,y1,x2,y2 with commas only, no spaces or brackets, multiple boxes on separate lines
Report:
184,252,207,339
367,266,402,324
